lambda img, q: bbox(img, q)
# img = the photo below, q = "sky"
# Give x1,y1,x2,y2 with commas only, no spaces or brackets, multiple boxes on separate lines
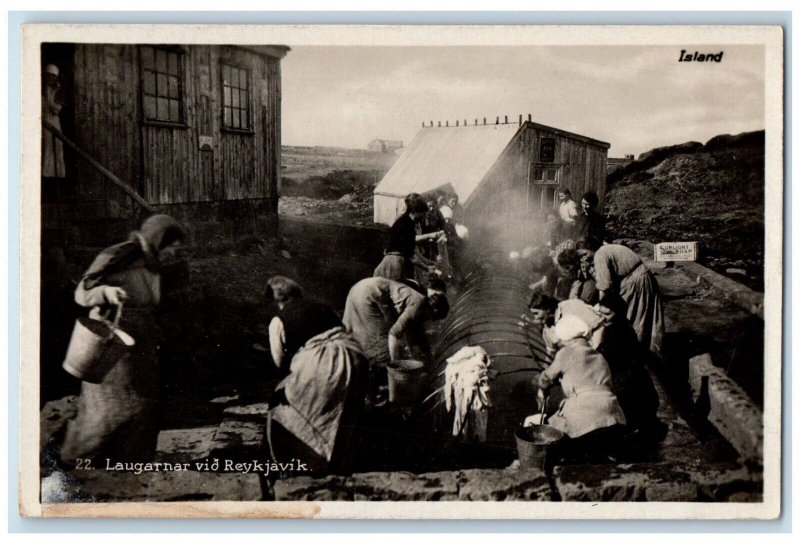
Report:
280,45,765,157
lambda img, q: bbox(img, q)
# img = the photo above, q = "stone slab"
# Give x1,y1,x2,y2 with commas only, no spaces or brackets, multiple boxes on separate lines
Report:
273,475,352,501
457,468,553,501
351,471,460,501
554,461,762,502
688,354,763,462
156,426,218,463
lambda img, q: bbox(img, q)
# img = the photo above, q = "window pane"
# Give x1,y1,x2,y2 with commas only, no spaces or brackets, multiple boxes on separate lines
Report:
168,76,179,98
157,74,168,97
239,89,247,109
169,99,180,122
223,86,231,106
232,109,240,129
143,96,156,119
240,69,248,88
546,169,557,182
224,107,231,127
232,90,239,107
141,47,154,69
155,49,167,72
143,70,155,95
534,168,543,181
168,52,179,75
221,64,230,84
157,98,169,120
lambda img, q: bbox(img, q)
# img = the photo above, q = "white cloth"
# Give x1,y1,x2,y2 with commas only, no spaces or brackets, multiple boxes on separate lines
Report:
443,346,492,441
554,314,592,343
455,224,469,240
268,316,287,368
439,205,453,220
559,199,579,224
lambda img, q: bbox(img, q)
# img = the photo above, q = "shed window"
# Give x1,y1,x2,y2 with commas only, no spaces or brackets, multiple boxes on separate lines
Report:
539,138,556,163
221,64,251,131
140,46,185,125
528,163,560,210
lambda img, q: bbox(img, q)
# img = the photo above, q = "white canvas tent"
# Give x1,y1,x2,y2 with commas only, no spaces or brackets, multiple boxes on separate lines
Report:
373,123,520,225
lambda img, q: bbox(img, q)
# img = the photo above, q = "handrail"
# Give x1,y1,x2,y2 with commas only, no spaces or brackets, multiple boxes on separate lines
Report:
43,120,157,213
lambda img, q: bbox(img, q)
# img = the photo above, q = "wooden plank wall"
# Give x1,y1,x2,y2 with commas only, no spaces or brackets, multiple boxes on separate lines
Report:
466,123,609,228
72,44,281,206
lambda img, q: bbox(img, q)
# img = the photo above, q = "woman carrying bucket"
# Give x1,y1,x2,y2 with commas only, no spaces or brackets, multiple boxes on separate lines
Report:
263,276,368,475
60,214,185,464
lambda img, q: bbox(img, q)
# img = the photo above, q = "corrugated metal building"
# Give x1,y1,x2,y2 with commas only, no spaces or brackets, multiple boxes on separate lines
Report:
373,120,610,227
41,43,288,244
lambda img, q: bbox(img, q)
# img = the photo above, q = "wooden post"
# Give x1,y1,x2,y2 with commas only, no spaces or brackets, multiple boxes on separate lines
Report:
446,121,449,127
475,119,478,125
528,113,532,122
519,114,522,126
496,116,499,125
456,120,459,127
483,117,487,125
504,115,508,124
438,121,441,127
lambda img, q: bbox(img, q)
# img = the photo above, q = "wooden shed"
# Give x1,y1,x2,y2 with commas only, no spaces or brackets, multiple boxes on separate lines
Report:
373,119,610,229
41,43,288,246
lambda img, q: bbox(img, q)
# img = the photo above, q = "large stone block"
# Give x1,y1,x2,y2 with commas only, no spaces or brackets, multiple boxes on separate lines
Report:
273,475,351,501
457,468,553,501
351,471,459,501
688,354,763,462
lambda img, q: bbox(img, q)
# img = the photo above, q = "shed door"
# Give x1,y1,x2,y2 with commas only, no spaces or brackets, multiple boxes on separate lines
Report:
527,164,561,210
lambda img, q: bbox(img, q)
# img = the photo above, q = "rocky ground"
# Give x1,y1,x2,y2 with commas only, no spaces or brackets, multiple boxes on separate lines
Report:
605,131,765,291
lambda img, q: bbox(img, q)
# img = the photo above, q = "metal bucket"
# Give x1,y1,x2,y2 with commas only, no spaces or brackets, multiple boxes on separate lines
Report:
514,424,565,471
62,306,135,384
386,359,426,406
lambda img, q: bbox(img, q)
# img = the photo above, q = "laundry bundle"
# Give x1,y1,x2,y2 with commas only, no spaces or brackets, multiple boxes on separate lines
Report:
443,345,492,441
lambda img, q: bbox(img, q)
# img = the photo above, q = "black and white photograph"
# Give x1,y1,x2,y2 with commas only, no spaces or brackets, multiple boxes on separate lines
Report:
19,24,783,519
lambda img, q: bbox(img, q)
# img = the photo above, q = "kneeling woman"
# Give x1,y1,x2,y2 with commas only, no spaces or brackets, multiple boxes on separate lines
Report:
264,276,367,475
537,315,627,461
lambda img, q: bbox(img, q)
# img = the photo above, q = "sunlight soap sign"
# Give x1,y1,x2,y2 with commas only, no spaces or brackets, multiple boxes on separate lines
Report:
654,242,699,262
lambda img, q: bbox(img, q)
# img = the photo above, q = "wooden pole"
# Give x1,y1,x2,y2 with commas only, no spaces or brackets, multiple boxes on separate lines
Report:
43,120,156,213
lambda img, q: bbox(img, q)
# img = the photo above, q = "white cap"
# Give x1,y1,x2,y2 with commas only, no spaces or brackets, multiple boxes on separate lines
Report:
45,64,60,77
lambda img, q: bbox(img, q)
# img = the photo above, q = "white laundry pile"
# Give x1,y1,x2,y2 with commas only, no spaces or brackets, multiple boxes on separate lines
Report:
443,345,492,441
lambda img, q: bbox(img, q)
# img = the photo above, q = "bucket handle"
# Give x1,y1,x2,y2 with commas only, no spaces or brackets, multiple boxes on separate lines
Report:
101,303,124,340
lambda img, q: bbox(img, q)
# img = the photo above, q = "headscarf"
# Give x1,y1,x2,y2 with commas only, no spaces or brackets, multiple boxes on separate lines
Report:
82,214,185,289
553,314,592,343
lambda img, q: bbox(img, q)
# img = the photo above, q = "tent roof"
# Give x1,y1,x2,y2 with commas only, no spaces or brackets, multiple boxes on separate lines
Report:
373,123,521,204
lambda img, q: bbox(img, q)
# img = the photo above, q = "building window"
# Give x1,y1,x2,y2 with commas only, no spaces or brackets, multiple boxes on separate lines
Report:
221,64,251,131
539,137,556,163
140,46,185,125
528,163,560,210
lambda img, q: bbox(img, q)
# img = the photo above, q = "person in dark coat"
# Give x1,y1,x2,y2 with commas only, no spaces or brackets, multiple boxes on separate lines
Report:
575,191,606,250
374,197,438,282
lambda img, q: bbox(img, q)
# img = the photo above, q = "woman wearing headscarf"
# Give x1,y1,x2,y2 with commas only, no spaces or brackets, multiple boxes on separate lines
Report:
60,214,186,464
535,315,627,457
264,276,367,475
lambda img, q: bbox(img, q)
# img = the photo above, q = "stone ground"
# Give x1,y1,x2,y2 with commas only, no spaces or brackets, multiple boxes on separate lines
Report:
39,220,765,503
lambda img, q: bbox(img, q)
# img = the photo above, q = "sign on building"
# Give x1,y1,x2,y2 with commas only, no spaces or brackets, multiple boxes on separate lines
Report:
654,241,699,262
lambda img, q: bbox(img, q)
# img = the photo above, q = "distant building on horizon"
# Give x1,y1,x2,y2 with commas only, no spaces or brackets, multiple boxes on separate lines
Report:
368,138,404,155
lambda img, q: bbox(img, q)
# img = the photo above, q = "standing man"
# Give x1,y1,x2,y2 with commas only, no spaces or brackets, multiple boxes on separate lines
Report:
558,188,580,240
